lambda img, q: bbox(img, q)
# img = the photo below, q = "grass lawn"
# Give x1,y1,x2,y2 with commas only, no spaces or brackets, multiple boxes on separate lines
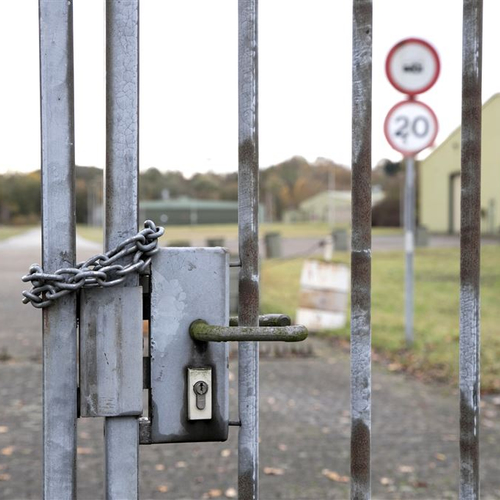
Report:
0,225,34,241
261,246,500,393
77,222,402,244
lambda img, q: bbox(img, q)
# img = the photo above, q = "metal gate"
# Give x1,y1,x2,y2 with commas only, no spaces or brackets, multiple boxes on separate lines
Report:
24,0,483,498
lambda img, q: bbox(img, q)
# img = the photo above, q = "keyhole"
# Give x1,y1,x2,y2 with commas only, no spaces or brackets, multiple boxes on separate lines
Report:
195,381,208,395
194,380,208,410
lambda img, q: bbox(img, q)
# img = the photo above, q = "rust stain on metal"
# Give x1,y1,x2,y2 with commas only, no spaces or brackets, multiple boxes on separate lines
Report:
351,418,370,500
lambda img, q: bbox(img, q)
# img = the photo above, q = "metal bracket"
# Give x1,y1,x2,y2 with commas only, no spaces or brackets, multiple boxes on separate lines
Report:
79,287,143,418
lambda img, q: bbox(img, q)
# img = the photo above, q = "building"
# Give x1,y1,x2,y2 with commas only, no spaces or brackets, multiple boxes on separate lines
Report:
139,197,264,225
419,93,500,234
283,188,384,225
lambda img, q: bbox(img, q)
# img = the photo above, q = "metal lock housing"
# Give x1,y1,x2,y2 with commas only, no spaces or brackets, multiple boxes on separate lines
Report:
148,247,229,443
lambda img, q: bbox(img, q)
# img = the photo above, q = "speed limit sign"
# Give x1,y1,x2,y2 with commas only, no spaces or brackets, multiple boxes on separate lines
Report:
384,100,438,156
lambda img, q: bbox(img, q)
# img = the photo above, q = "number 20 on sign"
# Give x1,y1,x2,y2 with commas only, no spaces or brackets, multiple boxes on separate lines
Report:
384,100,438,156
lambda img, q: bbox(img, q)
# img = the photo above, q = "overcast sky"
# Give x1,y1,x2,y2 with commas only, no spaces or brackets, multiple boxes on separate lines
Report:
1,0,499,176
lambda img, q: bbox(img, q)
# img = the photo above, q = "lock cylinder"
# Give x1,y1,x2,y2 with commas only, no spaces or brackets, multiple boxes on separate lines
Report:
188,368,212,420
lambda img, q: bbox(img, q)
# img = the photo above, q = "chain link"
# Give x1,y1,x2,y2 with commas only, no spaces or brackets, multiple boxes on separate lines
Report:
21,220,165,309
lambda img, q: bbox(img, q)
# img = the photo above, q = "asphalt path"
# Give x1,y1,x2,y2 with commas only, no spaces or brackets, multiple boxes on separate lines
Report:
0,230,499,499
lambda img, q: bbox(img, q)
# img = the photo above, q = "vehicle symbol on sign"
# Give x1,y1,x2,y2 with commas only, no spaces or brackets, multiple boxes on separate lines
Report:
403,62,423,73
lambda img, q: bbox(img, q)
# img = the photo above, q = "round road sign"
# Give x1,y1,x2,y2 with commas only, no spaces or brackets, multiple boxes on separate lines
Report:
386,38,440,95
384,100,438,156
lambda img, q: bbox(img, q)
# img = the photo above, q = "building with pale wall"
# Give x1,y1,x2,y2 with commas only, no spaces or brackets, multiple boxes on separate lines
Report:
283,188,384,225
419,93,500,234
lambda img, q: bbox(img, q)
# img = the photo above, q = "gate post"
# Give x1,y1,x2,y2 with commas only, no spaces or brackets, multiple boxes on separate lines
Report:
459,1,483,498
104,1,141,498
350,1,372,499
39,1,77,498
238,0,260,498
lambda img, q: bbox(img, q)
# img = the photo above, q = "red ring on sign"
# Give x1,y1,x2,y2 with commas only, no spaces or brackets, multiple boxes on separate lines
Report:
383,99,439,157
386,38,440,96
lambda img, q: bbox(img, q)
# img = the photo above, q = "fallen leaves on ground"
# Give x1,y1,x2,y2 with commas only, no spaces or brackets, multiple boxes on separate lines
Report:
76,447,92,455
225,487,237,498
203,489,223,498
388,363,402,372
220,449,231,458
411,480,429,488
0,473,11,481
435,453,447,461
263,467,285,476
0,426,8,434
398,465,414,474
157,485,169,493
380,477,394,486
1,446,14,456
175,461,187,468
155,464,165,471
322,469,349,483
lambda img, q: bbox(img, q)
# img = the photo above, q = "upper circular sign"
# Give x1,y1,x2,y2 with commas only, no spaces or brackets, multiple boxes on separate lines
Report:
384,100,438,156
386,38,440,95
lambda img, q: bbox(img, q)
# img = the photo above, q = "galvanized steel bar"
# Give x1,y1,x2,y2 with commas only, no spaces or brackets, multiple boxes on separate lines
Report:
39,1,77,498
404,156,415,347
459,1,483,498
350,1,372,499
105,0,140,254
105,1,140,498
238,0,260,497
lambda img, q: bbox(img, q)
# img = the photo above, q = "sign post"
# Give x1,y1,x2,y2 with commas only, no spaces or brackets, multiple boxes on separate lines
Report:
384,38,440,347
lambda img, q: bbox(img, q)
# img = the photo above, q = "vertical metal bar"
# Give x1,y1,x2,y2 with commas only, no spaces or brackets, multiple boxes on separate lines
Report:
459,1,483,498
350,1,372,499
39,1,77,498
404,156,415,346
105,1,140,498
238,0,259,498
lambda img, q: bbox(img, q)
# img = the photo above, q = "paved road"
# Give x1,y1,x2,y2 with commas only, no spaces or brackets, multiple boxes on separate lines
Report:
1,231,499,499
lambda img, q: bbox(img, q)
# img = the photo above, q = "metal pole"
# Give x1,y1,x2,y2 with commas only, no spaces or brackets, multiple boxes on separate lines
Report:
350,1,372,499
105,1,140,498
238,0,259,498
39,1,77,498
459,1,483,498
404,155,415,346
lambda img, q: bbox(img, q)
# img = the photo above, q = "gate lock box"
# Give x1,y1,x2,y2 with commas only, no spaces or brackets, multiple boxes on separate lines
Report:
148,248,229,443
77,246,308,444
142,246,308,444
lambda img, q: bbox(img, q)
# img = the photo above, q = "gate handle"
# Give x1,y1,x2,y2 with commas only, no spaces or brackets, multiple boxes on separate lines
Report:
229,314,292,327
189,316,308,343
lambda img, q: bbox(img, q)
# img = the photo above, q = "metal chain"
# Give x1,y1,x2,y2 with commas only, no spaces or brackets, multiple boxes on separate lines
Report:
21,220,165,309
